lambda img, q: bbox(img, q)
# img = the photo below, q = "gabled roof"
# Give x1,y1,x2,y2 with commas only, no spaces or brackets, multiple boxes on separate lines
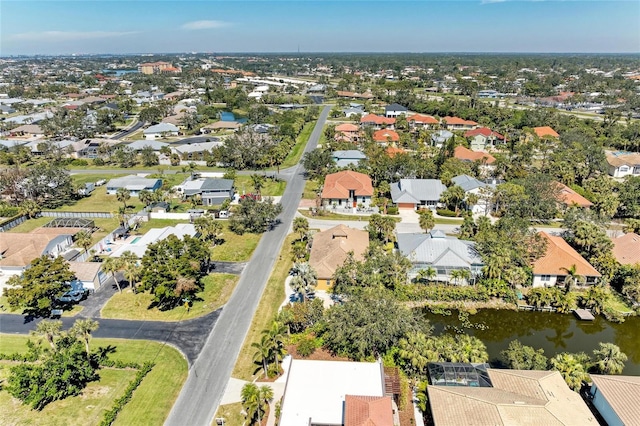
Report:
533,126,559,138
384,103,408,112
532,232,601,277
127,140,169,151
143,123,179,134
397,232,483,267
428,369,596,426
373,129,399,142
612,232,640,265
451,174,487,192
309,225,369,280
605,150,640,168
360,114,395,125
554,182,593,208
106,175,161,191
344,395,393,426
322,171,374,199
407,114,439,124
391,179,446,203
464,127,504,139
590,375,640,425
172,141,222,154
453,145,496,164
443,116,478,126
335,123,360,132
332,150,367,160
0,233,73,268
68,261,102,282
180,178,234,196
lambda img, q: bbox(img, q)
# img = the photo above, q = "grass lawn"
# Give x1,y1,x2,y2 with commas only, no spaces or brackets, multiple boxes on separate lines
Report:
55,186,145,213
0,336,187,426
276,121,315,170
8,216,119,246
604,291,635,314
101,273,238,321
213,223,262,262
232,234,293,380
434,217,464,225
132,218,187,234
234,175,287,197
297,209,401,222
213,402,245,426
302,178,322,200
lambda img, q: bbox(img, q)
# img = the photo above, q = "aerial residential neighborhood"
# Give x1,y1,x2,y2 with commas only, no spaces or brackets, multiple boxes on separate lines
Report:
0,1,639,425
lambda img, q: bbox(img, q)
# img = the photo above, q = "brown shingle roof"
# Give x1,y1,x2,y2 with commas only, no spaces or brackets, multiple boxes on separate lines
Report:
0,234,68,268
589,375,640,425
308,225,369,280
605,150,640,168
344,395,393,426
321,171,374,200
532,232,601,277
68,261,102,282
612,232,640,265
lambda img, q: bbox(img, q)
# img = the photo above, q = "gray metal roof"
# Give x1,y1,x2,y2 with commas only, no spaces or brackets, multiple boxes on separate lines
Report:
143,123,179,134
127,140,169,151
397,232,483,267
431,130,454,144
106,175,161,191
332,150,366,160
451,175,486,192
391,179,446,203
385,103,408,112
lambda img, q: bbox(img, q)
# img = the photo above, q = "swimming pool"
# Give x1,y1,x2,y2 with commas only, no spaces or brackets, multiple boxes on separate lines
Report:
131,237,142,244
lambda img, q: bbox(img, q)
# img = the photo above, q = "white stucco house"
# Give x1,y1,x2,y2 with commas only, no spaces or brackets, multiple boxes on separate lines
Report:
143,123,179,140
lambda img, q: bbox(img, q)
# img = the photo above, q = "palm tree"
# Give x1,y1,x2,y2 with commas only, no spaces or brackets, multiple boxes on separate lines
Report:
417,266,436,283
560,264,586,291
119,251,140,292
252,334,272,378
115,188,131,209
138,189,154,207
264,321,286,374
74,230,93,255
102,256,124,293
592,343,627,375
454,334,489,363
241,383,262,425
418,209,435,233
258,385,274,422
581,285,609,315
32,320,63,351
19,199,41,219
289,262,317,300
250,173,266,198
415,381,429,416
549,352,590,391
292,217,309,241
70,318,99,357
397,331,430,381
194,215,223,244
449,269,463,285
112,206,128,228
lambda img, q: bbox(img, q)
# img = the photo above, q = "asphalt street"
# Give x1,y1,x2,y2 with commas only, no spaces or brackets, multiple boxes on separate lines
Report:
110,120,144,139
164,105,331,426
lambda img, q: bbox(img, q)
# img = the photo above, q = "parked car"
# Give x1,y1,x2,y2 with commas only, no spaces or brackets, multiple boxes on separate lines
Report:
56,280,89,303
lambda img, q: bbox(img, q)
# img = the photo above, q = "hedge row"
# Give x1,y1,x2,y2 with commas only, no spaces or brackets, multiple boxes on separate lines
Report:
396,284,491,302
99,362,155,426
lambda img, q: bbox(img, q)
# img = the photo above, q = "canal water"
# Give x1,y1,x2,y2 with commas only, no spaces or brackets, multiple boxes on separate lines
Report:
424,309,640,375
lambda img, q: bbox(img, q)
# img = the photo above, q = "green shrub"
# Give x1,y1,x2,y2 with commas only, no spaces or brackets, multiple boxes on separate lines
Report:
70,159,89,167
395,283,491,302
99,362,155,426
436,208,458,217
296,336,318,358
0,206,19,217
386,206,399,215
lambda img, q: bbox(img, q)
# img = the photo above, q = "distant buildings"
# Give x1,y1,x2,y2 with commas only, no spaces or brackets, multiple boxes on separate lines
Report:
138,61,181,75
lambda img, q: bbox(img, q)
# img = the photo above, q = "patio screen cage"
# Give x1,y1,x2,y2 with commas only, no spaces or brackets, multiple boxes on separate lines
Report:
427,362,492,387
43,218,95,229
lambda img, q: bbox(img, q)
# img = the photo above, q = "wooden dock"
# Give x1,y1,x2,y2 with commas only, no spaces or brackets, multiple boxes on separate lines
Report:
573,309,595,321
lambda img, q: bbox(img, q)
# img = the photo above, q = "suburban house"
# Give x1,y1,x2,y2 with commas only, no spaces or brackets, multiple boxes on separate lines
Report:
171,141,222,160
127,139,169,152
373,128,400,144
611,232,640,265
464,127,505,151
106,175,162,196
397,231,484,283
384,103,408,118
533,126,560,139
431,130,454,147
589,375,640,426
70,138,119,159
174,177,234,206
442,116,478,131
0,231,76,275
532,232,601,287
308,224,369,291
451,174,492,215
342,103,365,117
143,123,179,140
68,261,108,291
605,150,640,178
336,90,374,100
334,123,361,143
453,145,496,165
360,113,395,129
427,367,595,426
390,179,447,210
279,359,396,426
407,114,439,130
109,224,197,258
8,124,45,139
386,146,406,158
554,182,593,209
321,171,374,208
200,121,243,134
332,150,367,168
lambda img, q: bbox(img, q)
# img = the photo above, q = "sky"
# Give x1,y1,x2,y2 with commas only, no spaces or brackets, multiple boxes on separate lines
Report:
1,0,639,55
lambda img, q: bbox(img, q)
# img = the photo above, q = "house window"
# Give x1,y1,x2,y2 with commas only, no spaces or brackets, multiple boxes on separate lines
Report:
620,166,629,172
437,268,446,275
541,275,551,282
634,167,640,174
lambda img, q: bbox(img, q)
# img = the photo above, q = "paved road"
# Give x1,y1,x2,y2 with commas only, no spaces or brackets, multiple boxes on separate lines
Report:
165,105,331,426
0,309,221,364
110,120,144,140
211,261,247,275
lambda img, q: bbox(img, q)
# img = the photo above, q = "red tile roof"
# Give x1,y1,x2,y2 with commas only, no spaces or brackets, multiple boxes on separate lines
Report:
612,233,640,265
373,129,400,142
386,146,405,158
360,114,396,126
464,127,504,139
344,395,394,426
336,123,360,132
534,126,560,138
407,114,438,124
443,116,478,126
453,145,496,164
532,232,601,277
322,171,374,199
554,182,593,208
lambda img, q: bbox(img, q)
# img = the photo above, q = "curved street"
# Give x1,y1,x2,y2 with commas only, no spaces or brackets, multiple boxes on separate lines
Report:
165,105,329,426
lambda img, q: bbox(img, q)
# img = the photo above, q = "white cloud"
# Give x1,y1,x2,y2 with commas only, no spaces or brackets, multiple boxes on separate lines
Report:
181,20,230,30
9,31,138,42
